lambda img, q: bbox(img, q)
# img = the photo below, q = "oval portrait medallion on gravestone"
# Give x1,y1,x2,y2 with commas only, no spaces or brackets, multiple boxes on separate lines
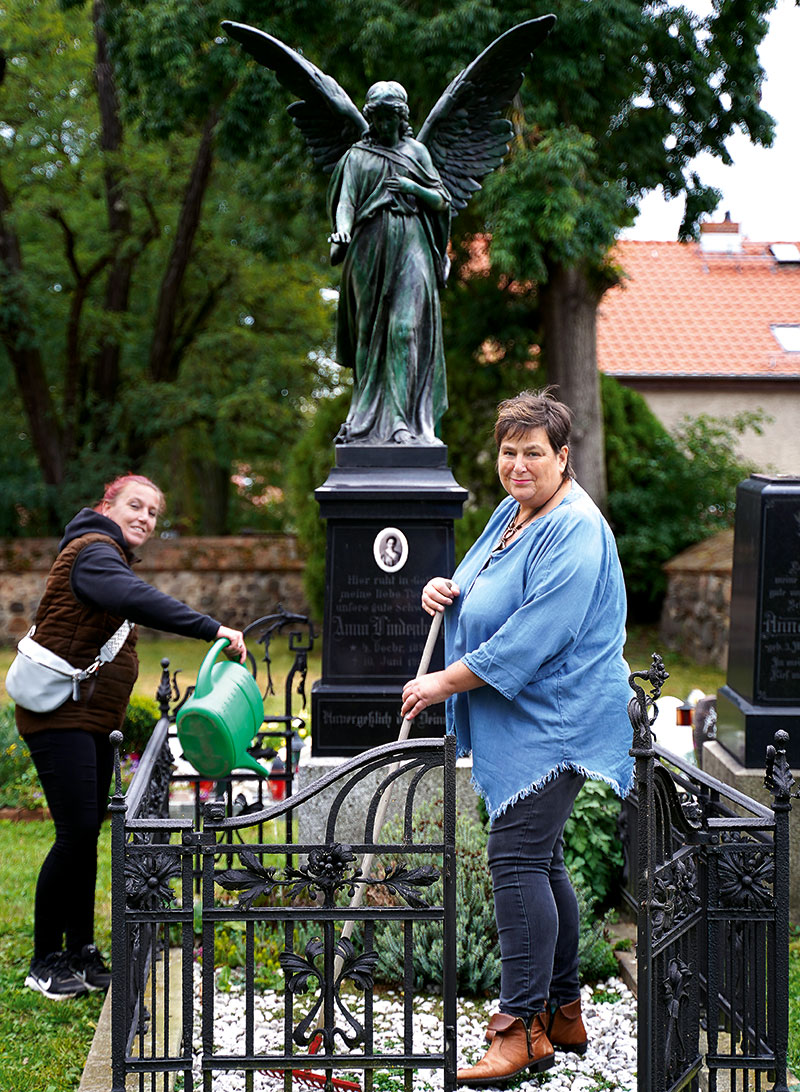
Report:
373,527,408,573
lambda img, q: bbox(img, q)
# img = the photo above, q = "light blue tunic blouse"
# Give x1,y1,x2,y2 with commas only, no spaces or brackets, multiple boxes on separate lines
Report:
445,482,634,820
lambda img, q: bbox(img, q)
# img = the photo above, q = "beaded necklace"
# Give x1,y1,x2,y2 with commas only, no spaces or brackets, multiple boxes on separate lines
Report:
496,478,566,550
462,478,568,603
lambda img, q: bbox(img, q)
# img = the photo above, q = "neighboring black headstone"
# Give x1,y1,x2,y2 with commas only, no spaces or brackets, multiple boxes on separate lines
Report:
717,474,800,767
311,445,467,756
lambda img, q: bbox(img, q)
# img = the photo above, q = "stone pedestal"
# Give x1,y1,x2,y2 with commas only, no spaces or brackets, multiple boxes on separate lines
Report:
702,740,799,923
311,445,467,757
295,753,479,846
716,475,800,768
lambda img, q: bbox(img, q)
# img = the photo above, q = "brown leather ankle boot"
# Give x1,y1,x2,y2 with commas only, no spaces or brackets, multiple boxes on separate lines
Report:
457,1012,555,1086
547,998,588,1054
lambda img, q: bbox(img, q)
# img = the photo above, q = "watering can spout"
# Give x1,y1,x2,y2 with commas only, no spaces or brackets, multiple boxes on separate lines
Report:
176,638,267,780
235,750,270,778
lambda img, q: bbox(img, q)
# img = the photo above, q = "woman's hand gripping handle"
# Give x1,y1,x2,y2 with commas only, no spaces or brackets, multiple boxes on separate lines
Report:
421,576,459,617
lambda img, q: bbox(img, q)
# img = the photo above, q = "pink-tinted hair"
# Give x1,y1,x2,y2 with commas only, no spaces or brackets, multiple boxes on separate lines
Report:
95,474,166,515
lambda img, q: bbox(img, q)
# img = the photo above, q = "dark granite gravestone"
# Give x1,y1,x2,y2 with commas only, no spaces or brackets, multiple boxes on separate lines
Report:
717,474,800,767
311,446,467,756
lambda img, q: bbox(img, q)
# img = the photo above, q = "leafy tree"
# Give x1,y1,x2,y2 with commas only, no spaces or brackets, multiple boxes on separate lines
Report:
481,0,776,504
0,0,334,533
2,0,774,536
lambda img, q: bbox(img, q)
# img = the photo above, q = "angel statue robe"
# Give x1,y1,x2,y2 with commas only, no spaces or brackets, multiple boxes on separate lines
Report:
327,137,452,445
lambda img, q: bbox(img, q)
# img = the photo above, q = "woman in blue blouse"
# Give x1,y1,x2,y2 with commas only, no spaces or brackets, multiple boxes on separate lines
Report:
401,389,633,1086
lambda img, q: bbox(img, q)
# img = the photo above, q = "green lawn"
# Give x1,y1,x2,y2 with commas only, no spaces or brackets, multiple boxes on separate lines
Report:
623,625,725,700
0,820,111,1092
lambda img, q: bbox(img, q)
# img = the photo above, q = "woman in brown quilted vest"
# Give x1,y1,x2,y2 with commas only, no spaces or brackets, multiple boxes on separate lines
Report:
17,474,246,1001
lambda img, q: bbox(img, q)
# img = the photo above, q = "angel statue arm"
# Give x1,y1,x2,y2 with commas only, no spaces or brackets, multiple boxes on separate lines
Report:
222,17,555,447
329,170,448,265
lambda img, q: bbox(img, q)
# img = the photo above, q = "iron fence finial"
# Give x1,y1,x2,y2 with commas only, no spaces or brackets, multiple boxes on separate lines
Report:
764,730,797,803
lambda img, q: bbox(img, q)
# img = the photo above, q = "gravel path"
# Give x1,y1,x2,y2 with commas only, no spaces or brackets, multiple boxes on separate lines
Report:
187,974,636,1091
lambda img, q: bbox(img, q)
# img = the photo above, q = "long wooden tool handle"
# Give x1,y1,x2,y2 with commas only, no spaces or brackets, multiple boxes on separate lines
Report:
322,606,446,1004
342,608,443,916
397,606,444,741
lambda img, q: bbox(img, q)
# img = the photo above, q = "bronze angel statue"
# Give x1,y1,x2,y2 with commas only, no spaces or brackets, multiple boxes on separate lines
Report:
223,18,555,446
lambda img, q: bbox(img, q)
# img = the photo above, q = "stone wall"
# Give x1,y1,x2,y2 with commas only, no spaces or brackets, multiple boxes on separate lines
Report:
0,534,310,643
658,529,734,671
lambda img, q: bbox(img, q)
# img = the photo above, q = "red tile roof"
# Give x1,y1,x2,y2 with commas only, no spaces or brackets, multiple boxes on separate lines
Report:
597,239,800,379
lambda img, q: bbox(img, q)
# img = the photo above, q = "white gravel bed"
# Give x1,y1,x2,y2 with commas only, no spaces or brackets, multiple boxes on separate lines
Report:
184,970,636,1091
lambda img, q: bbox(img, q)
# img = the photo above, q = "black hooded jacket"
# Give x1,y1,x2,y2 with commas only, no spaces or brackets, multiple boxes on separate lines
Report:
63,508,220,641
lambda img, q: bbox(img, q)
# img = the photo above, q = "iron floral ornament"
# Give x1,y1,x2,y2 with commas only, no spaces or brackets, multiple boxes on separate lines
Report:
628,653,670,753
293,844,361,907
764,730,798,801
650,856,702,942
716,833,774,910
280,936,379,1051
216,843,439,910
125,846,181,910
663,957,694,1079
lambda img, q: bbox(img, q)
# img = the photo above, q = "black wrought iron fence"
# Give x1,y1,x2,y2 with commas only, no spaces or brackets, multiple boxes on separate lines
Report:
622,654,794,1092
110,734,457,1092
109,636,794,1092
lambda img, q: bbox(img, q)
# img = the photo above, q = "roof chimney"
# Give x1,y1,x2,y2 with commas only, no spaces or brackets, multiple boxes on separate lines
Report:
699,211,742,253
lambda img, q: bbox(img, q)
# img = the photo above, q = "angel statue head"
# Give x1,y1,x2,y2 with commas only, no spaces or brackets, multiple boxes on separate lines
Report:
363,81,412,142
364,81,409,117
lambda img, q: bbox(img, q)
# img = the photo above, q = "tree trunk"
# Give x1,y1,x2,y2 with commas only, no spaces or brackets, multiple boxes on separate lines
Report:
191,457,231,535
539,261,607,509
0,172,66,486
92,0,132,411
149,108,219,384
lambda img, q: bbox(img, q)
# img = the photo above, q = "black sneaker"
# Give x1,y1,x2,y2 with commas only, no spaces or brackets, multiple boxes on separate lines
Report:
70,943,112,991
25,952,89,1000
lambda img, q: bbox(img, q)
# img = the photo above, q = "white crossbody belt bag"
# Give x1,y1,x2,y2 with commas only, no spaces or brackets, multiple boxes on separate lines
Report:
6,620,134,713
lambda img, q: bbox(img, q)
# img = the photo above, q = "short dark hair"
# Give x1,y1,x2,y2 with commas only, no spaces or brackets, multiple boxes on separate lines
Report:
494,387,573,477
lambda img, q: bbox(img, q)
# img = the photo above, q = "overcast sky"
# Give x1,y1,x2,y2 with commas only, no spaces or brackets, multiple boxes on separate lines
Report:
622,0,800,242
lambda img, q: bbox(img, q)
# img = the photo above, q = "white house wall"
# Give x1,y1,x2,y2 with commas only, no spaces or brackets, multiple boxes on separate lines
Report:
617,380,800,477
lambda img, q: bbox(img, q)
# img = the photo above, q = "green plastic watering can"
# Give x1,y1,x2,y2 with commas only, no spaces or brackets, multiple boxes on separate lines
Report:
176,638,266,778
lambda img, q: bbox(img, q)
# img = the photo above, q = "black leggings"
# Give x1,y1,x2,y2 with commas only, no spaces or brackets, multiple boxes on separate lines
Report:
25,729,113,959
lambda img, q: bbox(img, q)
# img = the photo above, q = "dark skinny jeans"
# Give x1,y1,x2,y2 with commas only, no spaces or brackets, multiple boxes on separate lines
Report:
25,729,113,960
487,769,586,1020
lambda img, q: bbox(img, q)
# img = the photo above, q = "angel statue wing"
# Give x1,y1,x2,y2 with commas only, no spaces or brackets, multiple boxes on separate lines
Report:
418,16,556,211
221,21,368,173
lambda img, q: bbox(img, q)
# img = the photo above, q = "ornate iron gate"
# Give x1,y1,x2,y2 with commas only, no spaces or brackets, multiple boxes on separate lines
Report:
624,655,794,1092
109,614,457,1092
